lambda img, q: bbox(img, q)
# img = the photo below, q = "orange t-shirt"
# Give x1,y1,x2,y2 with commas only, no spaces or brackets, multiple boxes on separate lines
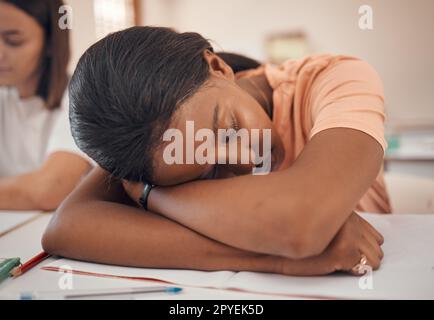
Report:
237,54,392,213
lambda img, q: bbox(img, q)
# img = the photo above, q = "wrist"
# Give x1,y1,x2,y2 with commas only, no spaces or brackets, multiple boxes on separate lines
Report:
211,254,281,274
240,254,282,274
146,185,159,212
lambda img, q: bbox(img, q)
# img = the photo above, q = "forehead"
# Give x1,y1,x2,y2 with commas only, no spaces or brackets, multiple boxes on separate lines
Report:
0,3,42,35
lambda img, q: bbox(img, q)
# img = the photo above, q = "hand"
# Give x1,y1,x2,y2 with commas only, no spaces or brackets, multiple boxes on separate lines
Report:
278,212,384,277
122,180,145,207
325,211,384,276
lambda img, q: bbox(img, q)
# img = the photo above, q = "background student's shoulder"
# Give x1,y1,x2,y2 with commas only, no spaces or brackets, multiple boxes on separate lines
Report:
0,86,92,177
0,86,15,109
0,86,52,177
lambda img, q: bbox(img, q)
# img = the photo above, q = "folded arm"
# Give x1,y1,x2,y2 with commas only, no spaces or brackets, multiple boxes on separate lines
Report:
42,166,381,276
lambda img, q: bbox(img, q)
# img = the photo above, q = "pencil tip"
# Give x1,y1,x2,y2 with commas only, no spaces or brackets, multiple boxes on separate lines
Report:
10,267,21,277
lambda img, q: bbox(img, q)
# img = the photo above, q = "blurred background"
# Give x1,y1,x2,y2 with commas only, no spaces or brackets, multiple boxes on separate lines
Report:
65,0,434,211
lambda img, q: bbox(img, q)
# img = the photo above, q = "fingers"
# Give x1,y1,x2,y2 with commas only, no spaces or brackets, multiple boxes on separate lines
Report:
336,246,363,275
359,239,381,271
363,230,384,260
335,213,385,277
346,250,367,277
358,216,384,245
348,252,380,277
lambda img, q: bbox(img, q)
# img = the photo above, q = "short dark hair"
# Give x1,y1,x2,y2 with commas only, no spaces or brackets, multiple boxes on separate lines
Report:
69,26,260,184
4,0,70,110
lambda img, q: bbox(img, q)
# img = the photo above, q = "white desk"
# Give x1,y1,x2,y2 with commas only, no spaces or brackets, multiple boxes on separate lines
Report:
0,213,285,300
1,212,434,300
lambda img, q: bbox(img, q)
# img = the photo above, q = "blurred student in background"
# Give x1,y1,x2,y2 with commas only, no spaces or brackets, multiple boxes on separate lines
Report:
0,0,91,211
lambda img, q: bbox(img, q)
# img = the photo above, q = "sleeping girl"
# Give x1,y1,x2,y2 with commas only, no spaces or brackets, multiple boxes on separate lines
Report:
42,26,388,276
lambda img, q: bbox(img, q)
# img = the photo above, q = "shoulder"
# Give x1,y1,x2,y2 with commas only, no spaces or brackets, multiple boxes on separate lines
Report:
312,56,384,98
320,57,382,85
307,56,385,112
264,54,369,90
308,57,387,153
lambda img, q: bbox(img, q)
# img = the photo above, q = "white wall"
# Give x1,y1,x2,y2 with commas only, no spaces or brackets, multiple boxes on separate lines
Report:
65,0,97,73
141,0,434,125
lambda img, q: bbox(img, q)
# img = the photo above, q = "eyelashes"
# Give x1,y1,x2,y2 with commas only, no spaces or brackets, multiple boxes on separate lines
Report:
4,37,24,47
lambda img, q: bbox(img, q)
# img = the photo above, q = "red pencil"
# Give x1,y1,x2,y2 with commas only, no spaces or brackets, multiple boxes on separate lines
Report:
11,251,51,277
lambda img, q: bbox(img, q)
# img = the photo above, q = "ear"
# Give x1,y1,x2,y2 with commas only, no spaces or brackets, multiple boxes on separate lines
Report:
203,49,235,81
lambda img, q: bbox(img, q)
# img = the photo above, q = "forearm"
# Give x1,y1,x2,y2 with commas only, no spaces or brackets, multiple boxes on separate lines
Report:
0,171,77,211
43,166,347,276
0,174,41,210
148,171,308,259
0,152,91,211
43,198,346,276
43,199,280,272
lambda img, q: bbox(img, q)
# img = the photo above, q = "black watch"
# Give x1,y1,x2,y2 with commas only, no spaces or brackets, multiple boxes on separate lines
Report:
139,183,154,210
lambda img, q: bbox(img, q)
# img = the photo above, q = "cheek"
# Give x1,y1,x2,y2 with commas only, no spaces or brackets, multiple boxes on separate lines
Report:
10,40,44,78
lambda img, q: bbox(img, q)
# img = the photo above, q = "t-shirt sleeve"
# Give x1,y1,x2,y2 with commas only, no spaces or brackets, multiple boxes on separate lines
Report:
46,92,94,164
309,59,388,153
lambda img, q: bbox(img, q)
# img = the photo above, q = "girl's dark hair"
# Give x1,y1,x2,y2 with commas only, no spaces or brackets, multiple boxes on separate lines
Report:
69,26,260,184
4,0,70,110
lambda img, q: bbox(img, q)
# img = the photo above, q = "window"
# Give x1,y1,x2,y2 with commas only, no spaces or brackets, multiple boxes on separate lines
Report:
93,0,140,40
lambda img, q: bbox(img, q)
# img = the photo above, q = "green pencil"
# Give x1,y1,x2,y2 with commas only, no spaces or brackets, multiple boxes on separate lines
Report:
0,258,21,282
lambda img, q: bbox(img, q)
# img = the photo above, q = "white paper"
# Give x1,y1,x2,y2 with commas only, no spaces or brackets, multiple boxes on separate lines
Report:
43,213,434,299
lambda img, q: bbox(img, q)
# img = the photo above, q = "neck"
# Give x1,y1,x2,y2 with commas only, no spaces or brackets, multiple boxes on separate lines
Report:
15,71,41,99
236,73,274,118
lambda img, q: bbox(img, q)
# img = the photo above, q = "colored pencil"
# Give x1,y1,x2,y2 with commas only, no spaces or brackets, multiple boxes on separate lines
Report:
10,251,51,277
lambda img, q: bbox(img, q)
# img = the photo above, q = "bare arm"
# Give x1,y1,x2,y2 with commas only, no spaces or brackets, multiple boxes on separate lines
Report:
42,166,278,272
0,152,91,211
130,128,384,259
42,166,382,275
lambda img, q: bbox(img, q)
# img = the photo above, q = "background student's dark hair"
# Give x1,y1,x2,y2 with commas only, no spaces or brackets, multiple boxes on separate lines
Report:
215,52,260,73
69,26,261,184
4,0,70,110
